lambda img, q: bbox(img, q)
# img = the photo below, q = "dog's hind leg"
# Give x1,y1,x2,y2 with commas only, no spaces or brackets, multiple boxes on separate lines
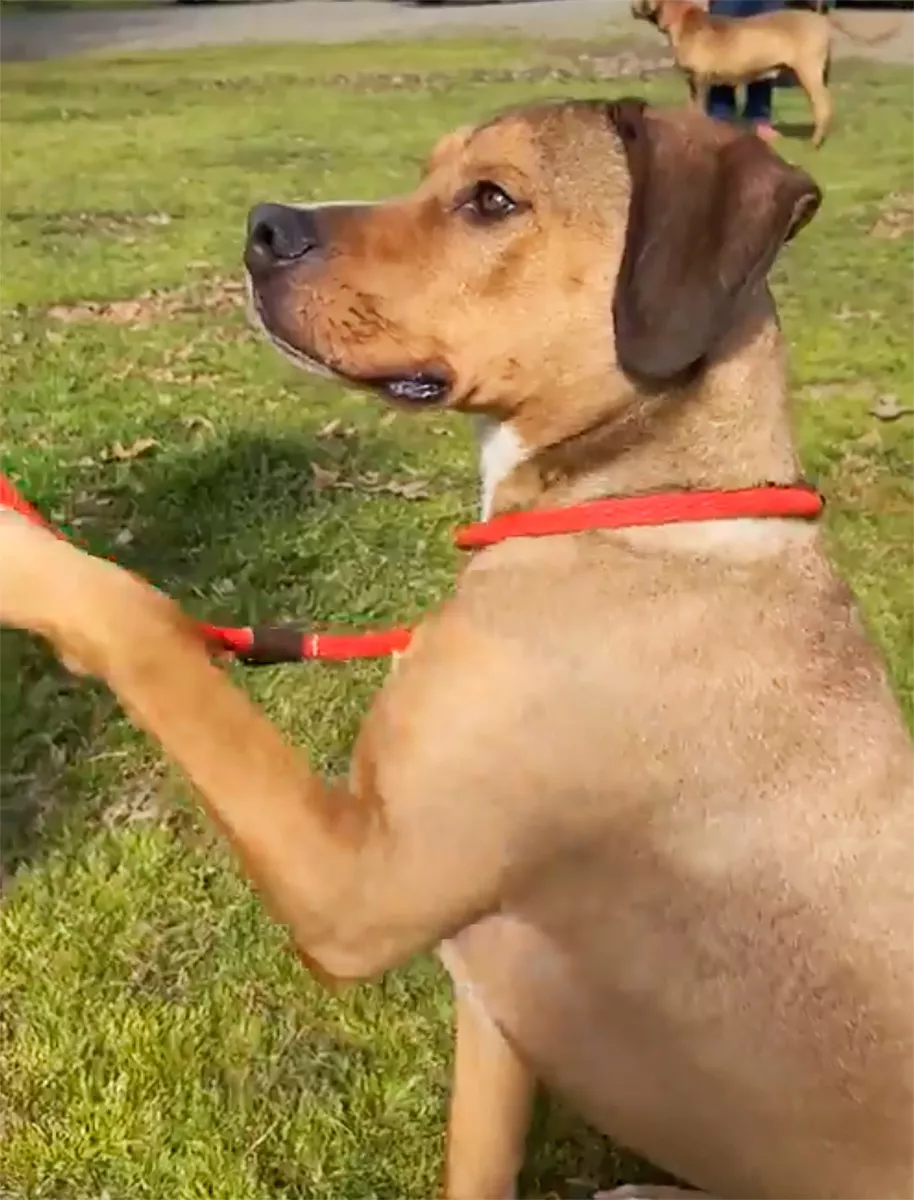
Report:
794,60,833,147
442,984,535,1200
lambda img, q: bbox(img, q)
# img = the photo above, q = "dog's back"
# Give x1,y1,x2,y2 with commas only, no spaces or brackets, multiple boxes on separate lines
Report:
674,6,831,78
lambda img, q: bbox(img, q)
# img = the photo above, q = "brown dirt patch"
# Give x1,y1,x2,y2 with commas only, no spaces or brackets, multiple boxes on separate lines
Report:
319,51,673,92
6,209,176,241
44,277,245,326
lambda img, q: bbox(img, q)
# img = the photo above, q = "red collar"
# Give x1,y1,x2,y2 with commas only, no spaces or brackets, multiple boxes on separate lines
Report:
0,475,824,665
230,484,823,662
455,484,823,551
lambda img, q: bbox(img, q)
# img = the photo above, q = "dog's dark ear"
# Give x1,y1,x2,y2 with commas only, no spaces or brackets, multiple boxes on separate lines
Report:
607,98,821,384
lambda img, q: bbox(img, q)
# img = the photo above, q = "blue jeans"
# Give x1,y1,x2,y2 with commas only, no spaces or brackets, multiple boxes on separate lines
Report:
705,0,784,125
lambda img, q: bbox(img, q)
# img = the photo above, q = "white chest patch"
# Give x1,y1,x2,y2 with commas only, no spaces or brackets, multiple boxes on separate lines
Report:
476,418,529,518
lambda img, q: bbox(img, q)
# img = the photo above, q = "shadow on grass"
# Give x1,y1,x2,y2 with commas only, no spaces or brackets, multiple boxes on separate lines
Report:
773,119,817,142
524,1090,681,1197
0,428,368,879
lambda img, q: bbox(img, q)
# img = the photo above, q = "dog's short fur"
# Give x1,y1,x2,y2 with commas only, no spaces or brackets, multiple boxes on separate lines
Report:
2,100,912,1200
631,0,886,146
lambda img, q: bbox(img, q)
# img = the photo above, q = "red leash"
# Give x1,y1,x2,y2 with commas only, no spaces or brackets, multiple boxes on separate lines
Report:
0,472,823,666
0,473,412,663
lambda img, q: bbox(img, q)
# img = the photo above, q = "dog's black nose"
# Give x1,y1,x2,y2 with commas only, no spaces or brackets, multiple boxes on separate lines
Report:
245,203,321,271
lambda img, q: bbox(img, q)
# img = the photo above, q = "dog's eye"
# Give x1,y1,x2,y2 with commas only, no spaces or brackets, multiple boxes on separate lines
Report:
461,181,518,223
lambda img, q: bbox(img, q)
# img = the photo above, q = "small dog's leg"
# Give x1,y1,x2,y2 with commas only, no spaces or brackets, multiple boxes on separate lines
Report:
443,988,535,1200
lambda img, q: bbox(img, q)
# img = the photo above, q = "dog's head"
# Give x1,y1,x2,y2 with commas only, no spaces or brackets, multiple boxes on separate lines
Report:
631,0,662,26
631,0,701,30
246,98,819,444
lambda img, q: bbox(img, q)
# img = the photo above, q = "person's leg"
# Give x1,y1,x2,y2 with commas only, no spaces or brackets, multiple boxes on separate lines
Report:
707,0,781,136
743,79,773,123
706,84,737,123
705,0,752,125
743,79,778,142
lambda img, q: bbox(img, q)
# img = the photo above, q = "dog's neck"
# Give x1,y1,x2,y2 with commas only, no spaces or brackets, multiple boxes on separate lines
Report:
477,418,529,519
479,301,802,521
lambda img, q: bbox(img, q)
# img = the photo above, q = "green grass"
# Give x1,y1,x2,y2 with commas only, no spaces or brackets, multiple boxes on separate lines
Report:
1,37,912,1200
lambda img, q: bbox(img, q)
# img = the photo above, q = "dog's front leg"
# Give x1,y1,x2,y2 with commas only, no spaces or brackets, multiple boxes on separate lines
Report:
0,517,542,981
686,72,708,113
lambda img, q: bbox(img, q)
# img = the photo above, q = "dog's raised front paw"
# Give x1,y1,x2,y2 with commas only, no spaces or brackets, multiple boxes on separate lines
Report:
0,511,146,677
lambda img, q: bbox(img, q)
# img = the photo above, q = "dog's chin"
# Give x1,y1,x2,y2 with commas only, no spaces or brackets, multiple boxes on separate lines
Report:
248,289,451,409
266,327,452,409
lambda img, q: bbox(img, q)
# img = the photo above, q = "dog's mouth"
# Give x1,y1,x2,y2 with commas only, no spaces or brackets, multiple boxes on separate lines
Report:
247,283,452,408
368,373,452,406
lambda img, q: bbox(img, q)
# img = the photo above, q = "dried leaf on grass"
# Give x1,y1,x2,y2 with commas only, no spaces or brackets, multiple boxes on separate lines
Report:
834,305,883,324
309,462,431,500
871,394,914,422
311,463,342,492
373,477,432,500
101,436,160,462
870,192,914,240
180,413,217,435
101,761,168,830
317,418,358,441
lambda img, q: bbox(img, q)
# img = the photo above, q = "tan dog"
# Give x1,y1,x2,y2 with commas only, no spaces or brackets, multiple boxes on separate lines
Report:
632,0,900,146
1,99,912,1200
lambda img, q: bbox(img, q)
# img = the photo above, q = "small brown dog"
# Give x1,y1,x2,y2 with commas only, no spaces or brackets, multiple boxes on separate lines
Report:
1,99,912,1200
632,0,899,146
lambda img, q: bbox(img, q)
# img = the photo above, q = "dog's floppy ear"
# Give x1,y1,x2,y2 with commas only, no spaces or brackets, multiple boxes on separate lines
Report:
607,98,821,384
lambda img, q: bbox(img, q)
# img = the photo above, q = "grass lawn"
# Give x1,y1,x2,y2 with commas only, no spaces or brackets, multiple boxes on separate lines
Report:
1,35,912,1200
